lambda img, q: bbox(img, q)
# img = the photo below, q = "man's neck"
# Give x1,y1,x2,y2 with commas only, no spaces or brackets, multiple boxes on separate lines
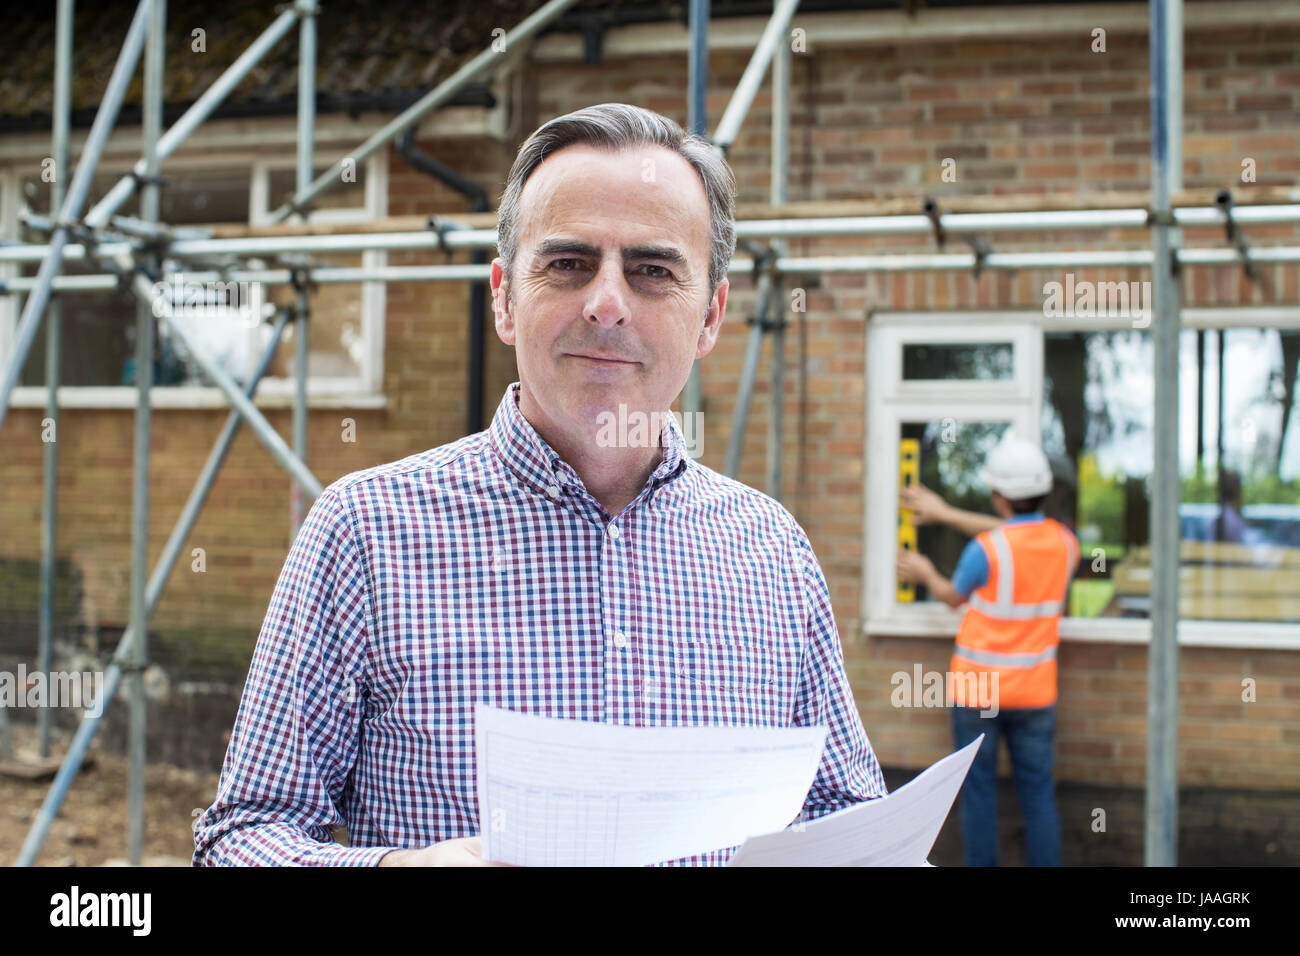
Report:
517,389,664,518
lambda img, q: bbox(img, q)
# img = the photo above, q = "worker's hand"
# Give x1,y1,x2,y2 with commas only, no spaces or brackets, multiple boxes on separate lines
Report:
378,836,512,866
899,483,950,526
896,547,937,584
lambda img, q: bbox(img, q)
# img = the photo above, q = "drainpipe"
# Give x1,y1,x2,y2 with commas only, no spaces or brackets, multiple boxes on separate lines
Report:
396,127,489,434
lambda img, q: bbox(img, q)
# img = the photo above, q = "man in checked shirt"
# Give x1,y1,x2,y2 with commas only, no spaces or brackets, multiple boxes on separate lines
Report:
193,103,888,866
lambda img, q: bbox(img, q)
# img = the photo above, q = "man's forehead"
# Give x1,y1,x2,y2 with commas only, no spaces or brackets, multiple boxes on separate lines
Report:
518,143,710,252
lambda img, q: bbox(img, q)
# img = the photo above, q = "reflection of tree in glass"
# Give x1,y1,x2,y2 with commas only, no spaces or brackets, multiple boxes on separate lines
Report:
901,343,1014,381
925,420,1007,500
902,420,1009,599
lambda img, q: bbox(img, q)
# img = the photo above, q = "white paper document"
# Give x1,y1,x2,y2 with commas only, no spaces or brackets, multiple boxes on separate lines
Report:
727,734,985,866
475,704,829,866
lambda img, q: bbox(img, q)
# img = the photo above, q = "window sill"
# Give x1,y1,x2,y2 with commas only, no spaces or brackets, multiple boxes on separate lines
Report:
7,385,389,411
863,613,1300,650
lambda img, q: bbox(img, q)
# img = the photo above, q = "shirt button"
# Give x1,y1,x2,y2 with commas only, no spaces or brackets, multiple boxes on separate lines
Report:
607,524,621,540
612,631,628,649
546,484,560,499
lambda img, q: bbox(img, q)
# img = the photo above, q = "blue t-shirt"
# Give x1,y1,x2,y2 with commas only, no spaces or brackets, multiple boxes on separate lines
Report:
950,512,1047,599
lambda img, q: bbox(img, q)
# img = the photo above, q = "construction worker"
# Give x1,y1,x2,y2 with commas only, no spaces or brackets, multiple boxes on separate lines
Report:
895,436,1077,867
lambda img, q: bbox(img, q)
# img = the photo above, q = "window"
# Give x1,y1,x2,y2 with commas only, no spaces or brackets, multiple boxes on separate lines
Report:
15,164,264,389
252,158,387,395
865,320,1040,630
1045,327,1300,625
866,310,1300,646
0,150,388,405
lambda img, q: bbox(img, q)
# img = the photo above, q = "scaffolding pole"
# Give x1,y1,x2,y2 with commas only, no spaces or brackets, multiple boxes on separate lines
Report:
269,0,581,223
725,254,776,477
0,0,151,436
83,2,308,230
1146,0,1183,869
766,23,791,501
126,266,323,498
15,309,292,867
8,241,1300,297
712,0,801,154
124,0,166,867
6,201,1300,267
681,0,709,424
291,0,318,539
33,0,76,764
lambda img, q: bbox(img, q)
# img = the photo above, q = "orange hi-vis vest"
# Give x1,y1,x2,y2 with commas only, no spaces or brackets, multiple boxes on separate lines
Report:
951,518,1078,710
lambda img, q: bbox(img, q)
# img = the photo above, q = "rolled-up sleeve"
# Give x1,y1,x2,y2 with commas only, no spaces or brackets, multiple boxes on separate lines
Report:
193,484,393,866
791,527,888,822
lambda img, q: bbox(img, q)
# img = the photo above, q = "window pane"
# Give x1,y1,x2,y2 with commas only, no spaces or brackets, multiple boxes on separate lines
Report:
902,342,1014,381
21,170,139,220
160,166,250,224
1043,328,1300,623
18,168,251,387
18,260,140,387
900,419,1012,603
264,252,365,381
269,165,367,214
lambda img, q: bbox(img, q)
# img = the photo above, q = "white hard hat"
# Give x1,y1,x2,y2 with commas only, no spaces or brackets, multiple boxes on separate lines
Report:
981,435,1053,499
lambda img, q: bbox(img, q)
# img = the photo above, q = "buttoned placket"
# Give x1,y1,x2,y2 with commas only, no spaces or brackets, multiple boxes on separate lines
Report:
600,509,636,725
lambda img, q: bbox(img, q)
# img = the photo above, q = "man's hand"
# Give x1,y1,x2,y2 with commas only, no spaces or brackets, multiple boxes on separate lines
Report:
897,547,966,608
899,483,950,526
378,836,510,866
896,547,937,585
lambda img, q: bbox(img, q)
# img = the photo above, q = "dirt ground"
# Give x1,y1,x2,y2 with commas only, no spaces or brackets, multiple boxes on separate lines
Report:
0,721,220,867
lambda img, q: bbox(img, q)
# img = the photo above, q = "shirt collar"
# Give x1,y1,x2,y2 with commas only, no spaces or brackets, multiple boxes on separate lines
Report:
1006,511,1046,524
488,382,688,503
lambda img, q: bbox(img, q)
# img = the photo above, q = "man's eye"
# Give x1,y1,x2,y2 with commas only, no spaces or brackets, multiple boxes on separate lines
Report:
550,258,584,272
637,264,672,279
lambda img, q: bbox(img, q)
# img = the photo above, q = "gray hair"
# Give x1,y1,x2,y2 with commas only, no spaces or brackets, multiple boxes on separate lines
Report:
496,103,737,301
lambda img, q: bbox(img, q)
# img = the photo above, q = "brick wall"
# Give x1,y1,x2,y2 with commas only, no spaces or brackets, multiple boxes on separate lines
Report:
2,17,1299,827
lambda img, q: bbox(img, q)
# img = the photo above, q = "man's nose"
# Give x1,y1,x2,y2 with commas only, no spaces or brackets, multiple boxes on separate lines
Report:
583,259,629,328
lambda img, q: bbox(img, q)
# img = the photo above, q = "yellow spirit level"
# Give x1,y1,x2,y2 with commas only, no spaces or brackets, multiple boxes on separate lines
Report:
897,438,919,602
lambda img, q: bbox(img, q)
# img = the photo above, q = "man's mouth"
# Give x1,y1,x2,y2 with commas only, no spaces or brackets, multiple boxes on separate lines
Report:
565,352,638,364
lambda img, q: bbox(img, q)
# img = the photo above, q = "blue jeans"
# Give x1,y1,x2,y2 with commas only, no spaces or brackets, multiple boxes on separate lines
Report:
951,704,1060,866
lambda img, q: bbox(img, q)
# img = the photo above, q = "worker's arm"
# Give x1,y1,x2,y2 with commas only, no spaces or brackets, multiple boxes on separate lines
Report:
896,549,967,609
791,525,889,823
901,483,1001,538
192,486,396,866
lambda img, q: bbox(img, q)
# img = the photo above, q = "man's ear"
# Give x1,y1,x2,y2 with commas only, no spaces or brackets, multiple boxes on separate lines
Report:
695,277,728,360
490,258,515,345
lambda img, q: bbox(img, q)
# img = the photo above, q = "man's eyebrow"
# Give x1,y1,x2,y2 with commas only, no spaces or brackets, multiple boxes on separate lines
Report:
532,238,689,269
533,238,600,259
625,244,689,268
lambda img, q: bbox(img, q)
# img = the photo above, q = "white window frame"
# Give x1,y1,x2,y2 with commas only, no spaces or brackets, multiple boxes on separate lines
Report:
249,152,388,398
863,308,1300,650
0,149,388,409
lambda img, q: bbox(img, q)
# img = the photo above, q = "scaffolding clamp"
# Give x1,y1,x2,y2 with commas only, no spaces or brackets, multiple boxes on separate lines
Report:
966,235,993,279
289,262,316,303
925,197,991,278
427,214,466,257
108,248,143,295
1216,188,1259,285
746,248,781,331
127,170,167,191
923,197,946,248
116,654,150,675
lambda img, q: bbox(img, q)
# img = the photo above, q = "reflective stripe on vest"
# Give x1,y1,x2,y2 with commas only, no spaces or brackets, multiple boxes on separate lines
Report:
965,528,1065,620
952,519,1076,709
952,642,1058,668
